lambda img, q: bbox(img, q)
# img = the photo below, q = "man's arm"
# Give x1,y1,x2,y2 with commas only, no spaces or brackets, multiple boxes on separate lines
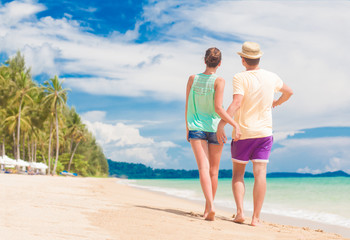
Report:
272,83,293,108
217,94,243,144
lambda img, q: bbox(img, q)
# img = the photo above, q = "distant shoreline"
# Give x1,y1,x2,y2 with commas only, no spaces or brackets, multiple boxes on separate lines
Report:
108,160,350,179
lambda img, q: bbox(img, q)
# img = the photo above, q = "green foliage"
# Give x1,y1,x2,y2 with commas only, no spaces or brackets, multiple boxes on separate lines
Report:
59,153,89,176
55,160,65,174
0,51,108,177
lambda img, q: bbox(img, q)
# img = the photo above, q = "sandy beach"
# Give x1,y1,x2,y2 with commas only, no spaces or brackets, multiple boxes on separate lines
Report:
0,174,348,240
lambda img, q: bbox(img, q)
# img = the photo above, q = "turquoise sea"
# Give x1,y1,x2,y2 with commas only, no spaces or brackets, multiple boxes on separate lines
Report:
118,177,350,230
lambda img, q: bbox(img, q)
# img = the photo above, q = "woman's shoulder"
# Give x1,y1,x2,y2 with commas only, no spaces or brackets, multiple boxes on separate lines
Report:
189,74,196,80
214,75,225,83
214,76,225,89
187,75,196,88
188,75,196,84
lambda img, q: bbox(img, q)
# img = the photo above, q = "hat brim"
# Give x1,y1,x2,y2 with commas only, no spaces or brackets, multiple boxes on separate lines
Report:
237,51,263,59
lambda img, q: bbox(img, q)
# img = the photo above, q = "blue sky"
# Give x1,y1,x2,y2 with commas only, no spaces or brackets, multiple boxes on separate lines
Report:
1,0,350,173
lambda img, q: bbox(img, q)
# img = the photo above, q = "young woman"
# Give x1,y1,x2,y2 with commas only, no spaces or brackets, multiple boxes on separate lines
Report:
185,47,241,221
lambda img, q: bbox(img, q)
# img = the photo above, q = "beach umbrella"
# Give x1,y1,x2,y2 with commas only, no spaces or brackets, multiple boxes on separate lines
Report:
16,159,30,171
36,162,48,169
3,155,16,165
1,155,17,169
16,159,30,167
29,162,48,174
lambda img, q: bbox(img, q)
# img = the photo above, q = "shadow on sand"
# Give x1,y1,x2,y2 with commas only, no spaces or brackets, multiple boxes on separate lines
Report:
134,205,250,226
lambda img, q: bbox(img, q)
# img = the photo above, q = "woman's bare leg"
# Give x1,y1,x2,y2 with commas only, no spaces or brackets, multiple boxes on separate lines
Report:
232,162,246,223
203,143,223,217
190,140,215,220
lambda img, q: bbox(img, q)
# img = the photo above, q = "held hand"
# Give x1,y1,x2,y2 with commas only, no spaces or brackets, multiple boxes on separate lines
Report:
233,128,241,142
216,125,227,145
272,100,278,108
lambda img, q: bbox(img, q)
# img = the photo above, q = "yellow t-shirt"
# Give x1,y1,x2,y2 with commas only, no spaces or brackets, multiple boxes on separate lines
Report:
232,69,283,140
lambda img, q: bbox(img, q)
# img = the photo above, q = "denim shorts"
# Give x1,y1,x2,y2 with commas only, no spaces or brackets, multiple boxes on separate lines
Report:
188,130,220,145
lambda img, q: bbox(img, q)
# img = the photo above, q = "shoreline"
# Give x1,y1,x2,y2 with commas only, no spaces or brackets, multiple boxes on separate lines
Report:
119,178,350,238
1,174,348,240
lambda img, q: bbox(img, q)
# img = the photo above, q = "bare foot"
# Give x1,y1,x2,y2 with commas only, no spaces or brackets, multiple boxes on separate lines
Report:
250,217,260,226
203,201,209,218
203,212,208,219
233,214,245,223
205,210,215,221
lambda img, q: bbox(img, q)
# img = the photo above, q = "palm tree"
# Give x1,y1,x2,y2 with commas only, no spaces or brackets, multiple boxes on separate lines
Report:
0,66,14,157
43,76,69,175
5,51,31,78
4,106,32,159
64,107,85,172
12,72,36,160
68,128,86,172
0,108,6,157
28,89,46,163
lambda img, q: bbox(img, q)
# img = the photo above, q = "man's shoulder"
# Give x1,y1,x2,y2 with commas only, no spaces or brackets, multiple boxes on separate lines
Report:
234,71,248,77
259,69,280,78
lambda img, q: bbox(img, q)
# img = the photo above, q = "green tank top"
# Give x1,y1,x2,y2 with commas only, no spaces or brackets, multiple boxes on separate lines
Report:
187,73,221,132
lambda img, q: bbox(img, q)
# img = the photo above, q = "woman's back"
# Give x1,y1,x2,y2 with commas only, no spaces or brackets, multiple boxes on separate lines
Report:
187,73,220,132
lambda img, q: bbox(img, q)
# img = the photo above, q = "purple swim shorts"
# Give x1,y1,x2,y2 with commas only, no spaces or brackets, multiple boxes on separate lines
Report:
231,136,273,164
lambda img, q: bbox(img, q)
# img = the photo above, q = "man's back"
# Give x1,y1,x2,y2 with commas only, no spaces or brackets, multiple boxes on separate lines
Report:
233,69,283,139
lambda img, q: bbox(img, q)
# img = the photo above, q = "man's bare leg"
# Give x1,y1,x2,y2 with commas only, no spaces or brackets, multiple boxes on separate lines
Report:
251,161,267,226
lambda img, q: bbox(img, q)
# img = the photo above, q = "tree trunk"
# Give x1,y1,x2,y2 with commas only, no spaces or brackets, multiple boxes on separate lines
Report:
68,141,80,172
22,132,26,160
0,137,2,156
33,141,36,162
70,136,74,153
2,137,5,157
41,153,47,165
48,120,53,175
28,140,31,162
13,131,16,159
52,105,60,175
16,97,23,160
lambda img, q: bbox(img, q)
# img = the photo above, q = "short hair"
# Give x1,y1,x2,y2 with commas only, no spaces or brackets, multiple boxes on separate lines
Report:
205,47,221,68
243,57,260,66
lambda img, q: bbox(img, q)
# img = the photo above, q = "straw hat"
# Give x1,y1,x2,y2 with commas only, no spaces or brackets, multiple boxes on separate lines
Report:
237,41,263,59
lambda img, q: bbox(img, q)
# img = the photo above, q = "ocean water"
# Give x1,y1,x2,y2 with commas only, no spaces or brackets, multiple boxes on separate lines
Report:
118,177,350,229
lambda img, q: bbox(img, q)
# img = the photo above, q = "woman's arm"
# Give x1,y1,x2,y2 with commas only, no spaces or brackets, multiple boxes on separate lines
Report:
185,75,195,142
214,77,241,141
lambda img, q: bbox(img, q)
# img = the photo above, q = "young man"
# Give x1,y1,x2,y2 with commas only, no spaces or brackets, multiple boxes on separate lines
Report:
216,42,293,226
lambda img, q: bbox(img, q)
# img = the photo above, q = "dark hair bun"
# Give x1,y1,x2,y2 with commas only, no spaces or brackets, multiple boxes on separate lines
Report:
205,47,221,68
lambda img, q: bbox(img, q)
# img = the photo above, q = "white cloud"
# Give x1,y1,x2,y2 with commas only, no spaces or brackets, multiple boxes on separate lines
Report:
84,121,154,146
270,137,350,174
83,120,178,167
0,0,45,26
325,157,343,173
0,0,349,132
81,111,106,122
22,43,61,75
273,130,304,142
296,167,322,175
